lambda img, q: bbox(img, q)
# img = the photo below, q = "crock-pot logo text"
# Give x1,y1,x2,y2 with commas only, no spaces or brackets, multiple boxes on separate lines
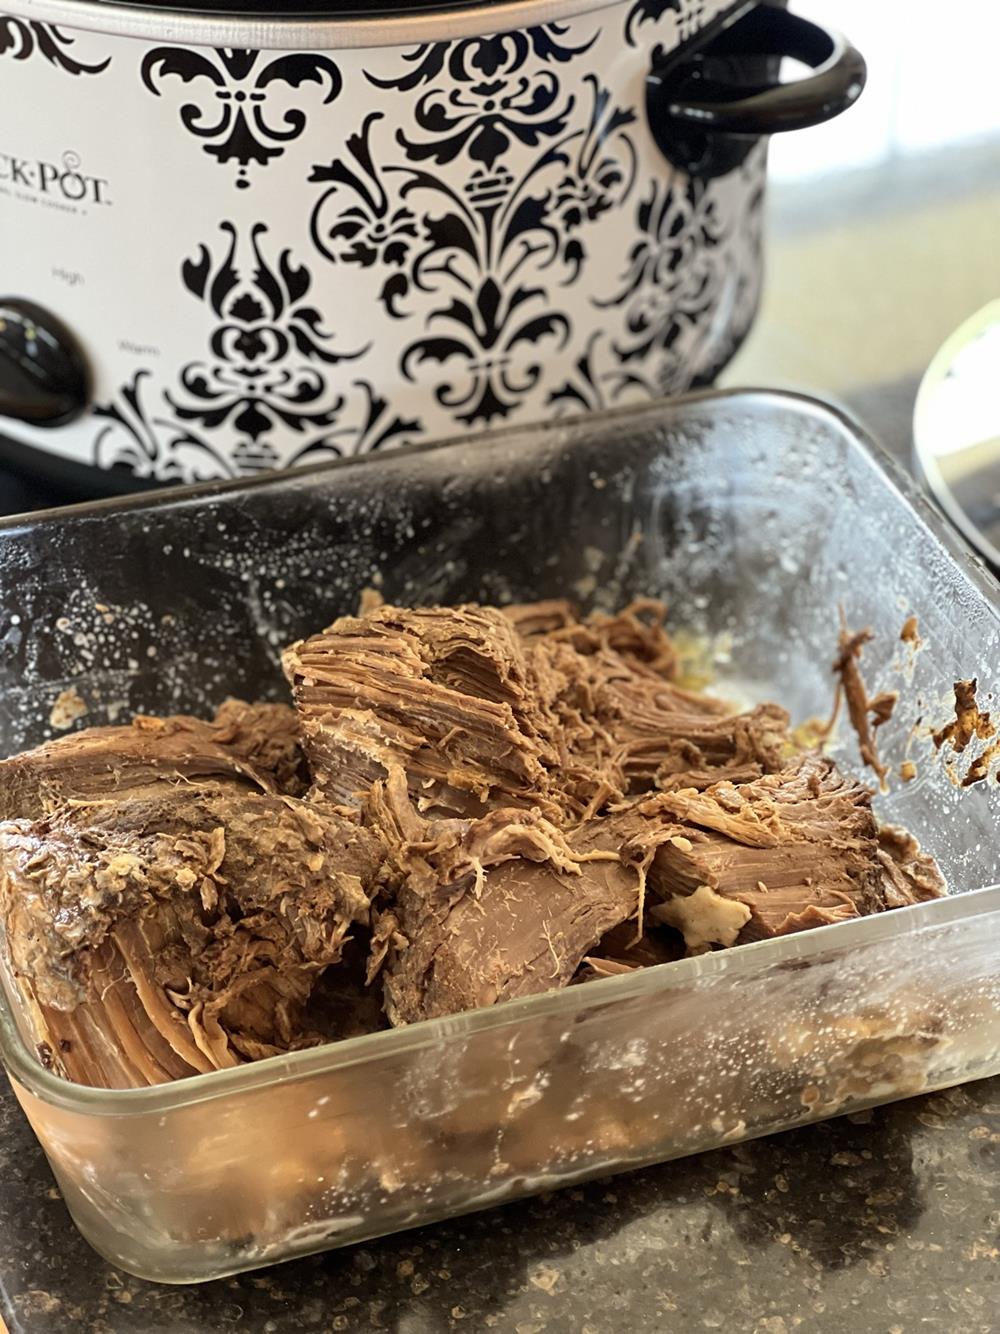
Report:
0,149,110,208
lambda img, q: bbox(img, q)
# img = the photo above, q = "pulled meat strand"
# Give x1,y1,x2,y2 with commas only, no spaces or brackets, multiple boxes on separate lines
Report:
0,599,946,1088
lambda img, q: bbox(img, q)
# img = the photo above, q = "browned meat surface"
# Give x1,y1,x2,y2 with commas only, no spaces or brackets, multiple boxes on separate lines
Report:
210,698,310,795
284,604,558,815
361,746,911,1019
365,768,638,1025
832,624,898,788
929,678,1000,787
500,599,579,640
517,599,787,796
877,824,948,907
0,595,947,1087
932,678,993,754
623,755,891,948
0,698,305,821
577,920,685,981
0,781,384,1085
284,600,790,821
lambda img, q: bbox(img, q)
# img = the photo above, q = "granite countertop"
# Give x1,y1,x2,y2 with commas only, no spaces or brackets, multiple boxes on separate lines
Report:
1,1073,997,1334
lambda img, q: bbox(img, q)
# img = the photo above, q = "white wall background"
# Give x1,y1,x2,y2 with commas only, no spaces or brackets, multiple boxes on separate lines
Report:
772,1,1000,181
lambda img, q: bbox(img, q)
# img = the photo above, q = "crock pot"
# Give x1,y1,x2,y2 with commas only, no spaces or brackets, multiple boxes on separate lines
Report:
0,0,864,493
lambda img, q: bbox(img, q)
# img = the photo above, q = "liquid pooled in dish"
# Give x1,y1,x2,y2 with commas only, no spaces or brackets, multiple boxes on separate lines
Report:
0,599,945,1088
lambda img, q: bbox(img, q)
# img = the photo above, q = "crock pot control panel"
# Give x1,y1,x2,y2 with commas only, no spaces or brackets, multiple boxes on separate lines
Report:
0,298,91,427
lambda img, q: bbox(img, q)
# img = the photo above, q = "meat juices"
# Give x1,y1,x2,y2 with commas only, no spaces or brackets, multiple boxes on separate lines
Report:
0,601,945,1087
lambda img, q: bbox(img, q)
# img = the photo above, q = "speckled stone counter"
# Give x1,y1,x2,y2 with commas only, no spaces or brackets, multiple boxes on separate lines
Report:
1,1073,998,1333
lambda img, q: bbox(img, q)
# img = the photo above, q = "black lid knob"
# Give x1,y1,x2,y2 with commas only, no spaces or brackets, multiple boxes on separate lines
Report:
0,298,91,428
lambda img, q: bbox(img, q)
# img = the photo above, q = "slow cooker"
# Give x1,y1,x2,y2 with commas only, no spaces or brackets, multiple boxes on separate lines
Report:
0,0,864,494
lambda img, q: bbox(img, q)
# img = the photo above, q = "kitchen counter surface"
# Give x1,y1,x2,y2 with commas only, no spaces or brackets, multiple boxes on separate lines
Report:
1,1070,998,1334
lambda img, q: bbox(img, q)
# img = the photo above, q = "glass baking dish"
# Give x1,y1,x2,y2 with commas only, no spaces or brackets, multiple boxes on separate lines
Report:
0,389,997,1284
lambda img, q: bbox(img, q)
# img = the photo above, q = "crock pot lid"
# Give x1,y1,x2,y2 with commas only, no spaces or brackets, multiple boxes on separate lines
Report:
25,0,748,53
74,0,563,17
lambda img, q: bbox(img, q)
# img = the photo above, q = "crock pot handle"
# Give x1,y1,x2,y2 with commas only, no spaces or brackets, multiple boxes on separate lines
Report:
646,4,867,180
0,299,91,428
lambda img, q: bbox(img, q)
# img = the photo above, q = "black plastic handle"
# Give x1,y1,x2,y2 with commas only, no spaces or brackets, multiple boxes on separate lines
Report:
0,298,91,428
647,3,867,179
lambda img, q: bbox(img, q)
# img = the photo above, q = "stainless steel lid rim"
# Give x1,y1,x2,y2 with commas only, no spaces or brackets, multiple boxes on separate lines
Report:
13,0,723,50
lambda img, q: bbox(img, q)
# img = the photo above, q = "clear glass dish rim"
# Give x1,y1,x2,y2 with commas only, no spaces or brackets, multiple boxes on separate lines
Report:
1,887,999,1114
0,387,997,1115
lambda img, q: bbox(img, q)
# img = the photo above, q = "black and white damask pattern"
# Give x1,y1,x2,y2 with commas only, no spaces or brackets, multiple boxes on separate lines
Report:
310,29,639,427
624,0,715,45
607,174,733,368
141,47,342,189
367,25,596,167
0,16,109,73
94,223,418,478
169,220,366,445
77,0,762,481
93,371,224,483
550,151,764,410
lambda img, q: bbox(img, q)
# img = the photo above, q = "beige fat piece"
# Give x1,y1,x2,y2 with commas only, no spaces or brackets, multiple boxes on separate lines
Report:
651,885,751,953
